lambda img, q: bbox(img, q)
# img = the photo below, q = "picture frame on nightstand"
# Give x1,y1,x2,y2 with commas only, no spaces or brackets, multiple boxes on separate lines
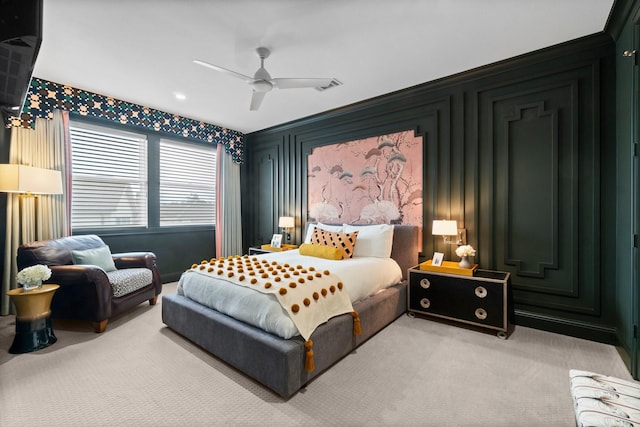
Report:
270,234,283,248
432,252,444,266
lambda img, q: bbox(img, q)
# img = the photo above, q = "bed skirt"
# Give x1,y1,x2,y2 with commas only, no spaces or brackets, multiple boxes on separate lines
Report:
161,280,407,398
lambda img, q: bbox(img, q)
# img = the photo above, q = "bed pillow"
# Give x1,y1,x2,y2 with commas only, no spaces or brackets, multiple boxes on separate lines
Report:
310,228,358,259
303,222,344,244
343,223,394,258
71,246,117,272
298,243,343,260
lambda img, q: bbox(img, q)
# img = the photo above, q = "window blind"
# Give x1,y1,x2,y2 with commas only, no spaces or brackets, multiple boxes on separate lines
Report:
69,122,148,229
159,139,216,226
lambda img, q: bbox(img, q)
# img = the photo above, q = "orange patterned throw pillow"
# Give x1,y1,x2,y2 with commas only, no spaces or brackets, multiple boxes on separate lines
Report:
310,228,358,259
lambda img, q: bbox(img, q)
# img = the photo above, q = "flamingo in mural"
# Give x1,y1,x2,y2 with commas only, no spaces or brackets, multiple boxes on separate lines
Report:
358,184,400,223
309,185,343,221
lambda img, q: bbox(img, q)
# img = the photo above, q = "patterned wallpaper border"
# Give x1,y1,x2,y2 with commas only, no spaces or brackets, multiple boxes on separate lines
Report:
7,77,245,164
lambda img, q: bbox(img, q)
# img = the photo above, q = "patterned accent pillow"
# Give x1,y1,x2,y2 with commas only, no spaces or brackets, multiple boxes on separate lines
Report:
310,228,358,259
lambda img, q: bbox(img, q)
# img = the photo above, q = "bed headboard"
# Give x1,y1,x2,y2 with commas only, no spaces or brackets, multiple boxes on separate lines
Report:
389,225,419,280
305,223,419,280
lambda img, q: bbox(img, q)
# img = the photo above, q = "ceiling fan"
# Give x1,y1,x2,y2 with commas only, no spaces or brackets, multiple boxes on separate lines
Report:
193,47,338,111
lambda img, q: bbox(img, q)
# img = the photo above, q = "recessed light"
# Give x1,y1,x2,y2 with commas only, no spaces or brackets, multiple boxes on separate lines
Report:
174,92,186,101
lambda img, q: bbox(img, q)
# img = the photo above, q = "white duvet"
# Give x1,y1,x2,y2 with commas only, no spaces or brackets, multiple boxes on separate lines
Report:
177,250,402,339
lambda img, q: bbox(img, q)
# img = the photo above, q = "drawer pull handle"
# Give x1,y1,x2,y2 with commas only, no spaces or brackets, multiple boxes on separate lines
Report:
420,298,431,309
420,278,430,289
475,286,487,298
475,308,487,320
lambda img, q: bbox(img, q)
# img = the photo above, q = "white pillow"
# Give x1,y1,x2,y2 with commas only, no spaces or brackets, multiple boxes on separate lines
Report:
343,223,394,258
304,222,344,243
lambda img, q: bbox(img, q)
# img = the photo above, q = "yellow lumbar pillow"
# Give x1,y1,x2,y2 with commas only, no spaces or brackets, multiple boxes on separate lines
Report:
299,243,343,260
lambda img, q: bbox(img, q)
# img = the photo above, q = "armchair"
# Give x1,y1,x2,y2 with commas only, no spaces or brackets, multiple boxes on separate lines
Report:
17,235,162,333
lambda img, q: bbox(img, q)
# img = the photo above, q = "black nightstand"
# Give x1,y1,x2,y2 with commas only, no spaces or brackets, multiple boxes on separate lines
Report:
407,266,511,339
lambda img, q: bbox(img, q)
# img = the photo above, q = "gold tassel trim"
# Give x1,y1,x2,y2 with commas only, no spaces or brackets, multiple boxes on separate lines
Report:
352,311,362,335
304,339,315,372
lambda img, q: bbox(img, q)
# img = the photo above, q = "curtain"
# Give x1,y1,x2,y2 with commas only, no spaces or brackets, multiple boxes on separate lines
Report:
215,144,243,257
1,110,70,315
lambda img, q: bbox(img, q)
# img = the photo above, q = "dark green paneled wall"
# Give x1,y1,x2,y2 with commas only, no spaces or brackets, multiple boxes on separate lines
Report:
613,0,640,377
243,33,619,344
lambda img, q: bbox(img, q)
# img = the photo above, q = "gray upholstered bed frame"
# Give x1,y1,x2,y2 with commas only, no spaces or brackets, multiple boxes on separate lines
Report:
161,224,419,398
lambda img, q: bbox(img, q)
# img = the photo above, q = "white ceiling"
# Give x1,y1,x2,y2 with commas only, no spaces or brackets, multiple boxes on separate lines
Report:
35,0,615,134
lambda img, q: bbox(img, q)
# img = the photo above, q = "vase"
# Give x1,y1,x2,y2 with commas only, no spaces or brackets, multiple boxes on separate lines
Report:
22,281,42,292
458,256,472,269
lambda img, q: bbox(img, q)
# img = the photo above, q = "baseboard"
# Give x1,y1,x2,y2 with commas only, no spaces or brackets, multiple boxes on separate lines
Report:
160,271,183,284
515,309,619,345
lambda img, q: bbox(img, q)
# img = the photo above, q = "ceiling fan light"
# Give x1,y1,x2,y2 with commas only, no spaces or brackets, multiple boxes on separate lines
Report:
253,80,273,92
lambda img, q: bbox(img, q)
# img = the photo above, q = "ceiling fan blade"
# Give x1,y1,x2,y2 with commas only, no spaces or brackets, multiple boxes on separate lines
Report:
250,91,267,111
193,59,253,82
272,78,335,89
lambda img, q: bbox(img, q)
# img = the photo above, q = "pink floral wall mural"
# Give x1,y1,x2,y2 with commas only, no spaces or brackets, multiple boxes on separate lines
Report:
307,130,423,225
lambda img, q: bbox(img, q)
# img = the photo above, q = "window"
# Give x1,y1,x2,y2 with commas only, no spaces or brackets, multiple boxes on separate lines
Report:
69,119,217,231
159,138,216,226
69,122,148,229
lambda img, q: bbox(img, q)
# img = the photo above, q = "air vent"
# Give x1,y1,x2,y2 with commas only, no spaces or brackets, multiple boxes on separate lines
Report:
315,78,342,92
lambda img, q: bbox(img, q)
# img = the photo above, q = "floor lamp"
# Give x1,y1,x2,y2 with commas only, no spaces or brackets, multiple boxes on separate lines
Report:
0,164,63,242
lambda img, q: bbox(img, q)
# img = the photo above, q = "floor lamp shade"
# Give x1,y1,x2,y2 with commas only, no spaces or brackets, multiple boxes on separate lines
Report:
0,165,63,195
0,165,63,242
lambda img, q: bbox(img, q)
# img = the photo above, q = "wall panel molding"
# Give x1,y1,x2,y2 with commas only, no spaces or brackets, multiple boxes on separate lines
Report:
503,102,559,279
476,63,599,316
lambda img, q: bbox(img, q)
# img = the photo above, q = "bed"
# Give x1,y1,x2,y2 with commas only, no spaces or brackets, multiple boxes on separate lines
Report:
161,224,418,398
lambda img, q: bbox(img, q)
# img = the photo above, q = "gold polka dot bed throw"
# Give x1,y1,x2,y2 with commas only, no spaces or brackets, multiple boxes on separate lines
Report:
187,255,357,342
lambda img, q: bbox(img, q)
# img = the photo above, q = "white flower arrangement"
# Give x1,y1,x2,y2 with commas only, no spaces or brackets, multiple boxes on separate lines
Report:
17,264,52,289
455,245,476,258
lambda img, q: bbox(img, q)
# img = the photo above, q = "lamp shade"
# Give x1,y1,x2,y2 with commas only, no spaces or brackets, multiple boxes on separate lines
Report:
432,220,457,236
278,216,295,228
0,164,63,195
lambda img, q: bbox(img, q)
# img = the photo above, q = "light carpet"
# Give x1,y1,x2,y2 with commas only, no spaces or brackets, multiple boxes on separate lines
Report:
0,283,633,427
